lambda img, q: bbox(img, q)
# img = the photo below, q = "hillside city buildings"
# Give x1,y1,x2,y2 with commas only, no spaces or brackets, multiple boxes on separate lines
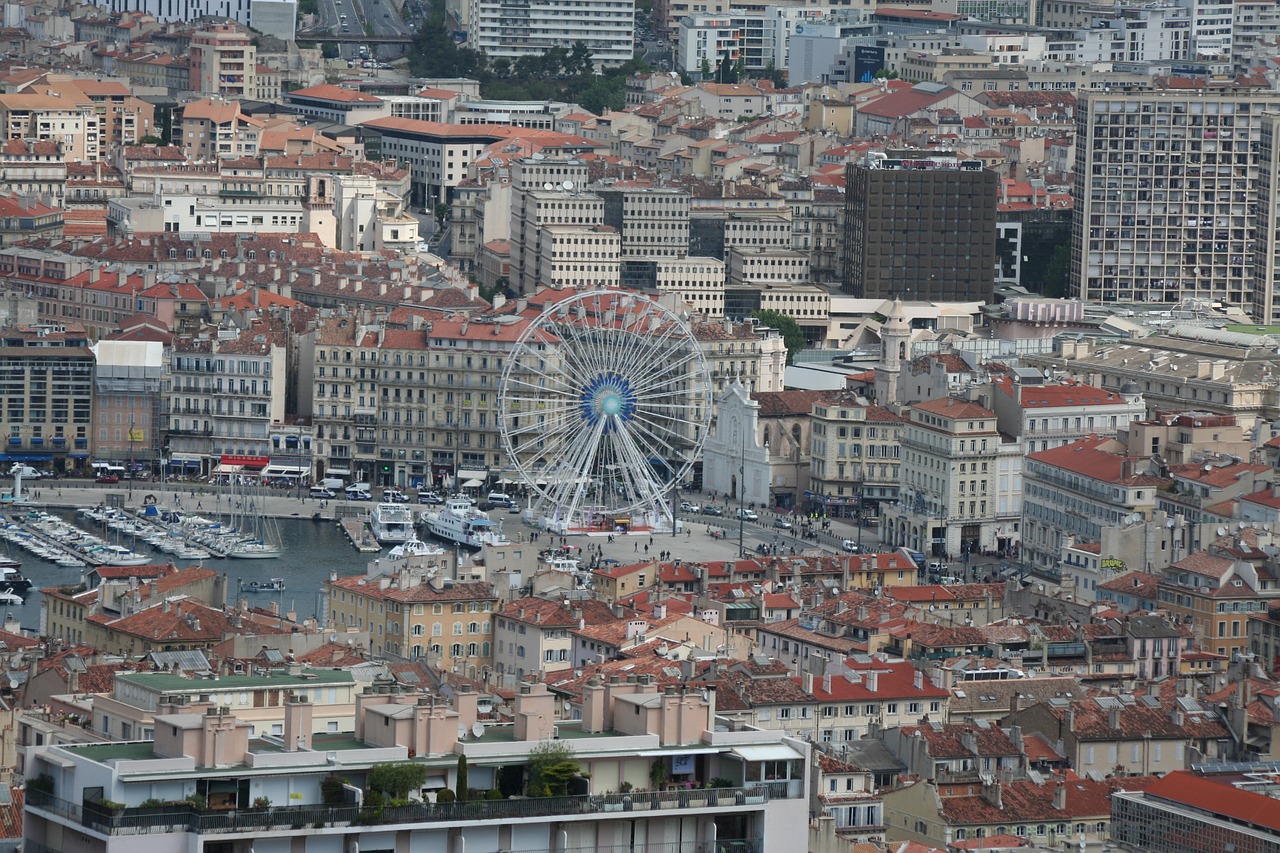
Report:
0,3,1279,853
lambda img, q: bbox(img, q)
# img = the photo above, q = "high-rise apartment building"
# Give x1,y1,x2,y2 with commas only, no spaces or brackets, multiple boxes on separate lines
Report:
466,0,635,66
0,324,93,474
189,24,259,100
1072,84,1280,318
841,151,997,302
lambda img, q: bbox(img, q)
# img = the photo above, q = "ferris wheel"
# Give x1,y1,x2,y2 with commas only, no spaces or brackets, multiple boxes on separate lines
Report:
498,290,712,533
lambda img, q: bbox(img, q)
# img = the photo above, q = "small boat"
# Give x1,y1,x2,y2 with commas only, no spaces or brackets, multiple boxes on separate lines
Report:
0,566,28,592
0,590,22,605
239,578,285,593
386,536,446,561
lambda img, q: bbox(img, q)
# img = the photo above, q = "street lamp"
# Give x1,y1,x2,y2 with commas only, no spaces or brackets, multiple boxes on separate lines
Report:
738,422,746,559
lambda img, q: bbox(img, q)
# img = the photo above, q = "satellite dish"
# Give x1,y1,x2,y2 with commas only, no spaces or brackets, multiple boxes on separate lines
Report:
471,721,484,738
563,700,571,710
1217,526,1227,536
562,180,574,191
457,723,469,740
543,182,553,191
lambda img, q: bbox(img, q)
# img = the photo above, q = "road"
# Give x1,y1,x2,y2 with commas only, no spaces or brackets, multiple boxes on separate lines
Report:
312,0,410,60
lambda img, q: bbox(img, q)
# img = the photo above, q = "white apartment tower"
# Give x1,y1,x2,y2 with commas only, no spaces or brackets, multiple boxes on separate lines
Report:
466,0,636,66
1071,84,1280,319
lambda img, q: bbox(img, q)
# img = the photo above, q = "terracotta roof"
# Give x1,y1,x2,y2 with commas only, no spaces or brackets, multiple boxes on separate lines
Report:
1167,552,1235,580
287,84,382,104
1098,571,1160,599
1141,771,1280,833
751,389,837,417
1027,436,1167,486
901,721,1019,758
327,575,497,603
911,398,995,420
804,660,948,701
937,775,1160,825
500,596,618,628
1020,733,1064,763
1169,461,1269,489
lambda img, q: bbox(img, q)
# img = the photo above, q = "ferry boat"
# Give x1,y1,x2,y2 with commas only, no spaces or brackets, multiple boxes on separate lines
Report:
369,502,416,544
420,498,510,549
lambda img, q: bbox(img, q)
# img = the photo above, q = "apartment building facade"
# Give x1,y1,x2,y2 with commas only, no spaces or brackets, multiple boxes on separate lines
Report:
0,325,93,472
1071,85,1280,318
167,323,287,470
885,397,999,560
25,678,808,853
808,393,903,521
1020,435,1167,577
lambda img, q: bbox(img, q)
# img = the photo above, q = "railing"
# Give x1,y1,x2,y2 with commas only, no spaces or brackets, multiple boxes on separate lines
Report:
28,787,773,836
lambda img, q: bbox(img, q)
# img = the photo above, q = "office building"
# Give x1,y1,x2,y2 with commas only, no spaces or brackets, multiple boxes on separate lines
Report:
1072,84,1280,318
842,151,997,302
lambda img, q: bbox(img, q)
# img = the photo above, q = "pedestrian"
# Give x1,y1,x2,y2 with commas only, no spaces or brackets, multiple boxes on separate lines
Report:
634,542,638,552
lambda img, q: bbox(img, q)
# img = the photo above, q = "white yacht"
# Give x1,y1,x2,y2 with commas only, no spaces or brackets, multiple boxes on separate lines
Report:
420,498,510,549
369,502,416,544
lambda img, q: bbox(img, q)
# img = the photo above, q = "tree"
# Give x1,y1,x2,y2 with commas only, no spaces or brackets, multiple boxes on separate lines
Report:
752,309,806,365
700,57,712,78
526,741,579,797
455,754,469,802
321,42,339,59
137,135,163,145
368,763,429,800
433,201,450,229
491,57,511,77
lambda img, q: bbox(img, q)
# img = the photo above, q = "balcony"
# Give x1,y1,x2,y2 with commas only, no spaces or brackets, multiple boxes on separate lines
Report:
27,787,773,837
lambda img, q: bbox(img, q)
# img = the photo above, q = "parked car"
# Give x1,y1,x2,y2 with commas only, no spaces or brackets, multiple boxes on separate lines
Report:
679,501,700,513
309,487,336,499
842,539,860,553
382,488,408,503
735,508,758,521
702,505,724,516
95,474,120,484
417,491,443,505
772,517,793,530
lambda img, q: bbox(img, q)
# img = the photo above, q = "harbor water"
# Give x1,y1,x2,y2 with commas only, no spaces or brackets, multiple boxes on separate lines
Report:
3,512,381,634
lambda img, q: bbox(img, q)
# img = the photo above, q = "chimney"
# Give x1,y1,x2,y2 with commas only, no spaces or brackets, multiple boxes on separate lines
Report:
513,681,555,741
1053,780,1066,811
451,683,478,731
582,678,607,733
1109,707,1122,730
1010,692,1022,716
803,671,814,694
866,670,879,692
283,695,313,751
913,669,923,690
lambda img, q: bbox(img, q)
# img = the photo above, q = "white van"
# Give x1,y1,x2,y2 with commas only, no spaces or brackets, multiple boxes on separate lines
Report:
319,477,344,491
486,492,513,507
345,482,372,500
309,486,336,499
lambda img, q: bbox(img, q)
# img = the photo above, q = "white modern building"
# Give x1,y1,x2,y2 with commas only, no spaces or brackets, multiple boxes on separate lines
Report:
466,0,636,66
25,678,808,853
88,0,296,37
